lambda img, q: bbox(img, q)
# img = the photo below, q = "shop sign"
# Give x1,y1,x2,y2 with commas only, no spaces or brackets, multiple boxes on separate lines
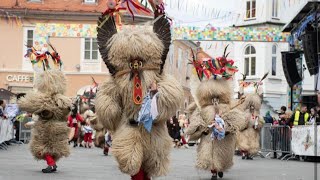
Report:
6,75,33,83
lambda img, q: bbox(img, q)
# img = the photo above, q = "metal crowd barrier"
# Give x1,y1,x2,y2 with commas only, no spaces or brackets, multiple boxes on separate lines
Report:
0,118,14,150
18,120,32,143
0,117,32,150
260,124,292,159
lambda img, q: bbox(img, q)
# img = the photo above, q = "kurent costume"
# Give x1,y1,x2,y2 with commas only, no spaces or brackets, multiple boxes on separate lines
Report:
236,74,267,160
185,47,247,180
95,1,183,179
18,44,71,173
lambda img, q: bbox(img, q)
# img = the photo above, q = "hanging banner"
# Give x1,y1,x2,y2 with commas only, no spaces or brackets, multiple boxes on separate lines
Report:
34,23,291,45
291,125,320,156
173,26,290,42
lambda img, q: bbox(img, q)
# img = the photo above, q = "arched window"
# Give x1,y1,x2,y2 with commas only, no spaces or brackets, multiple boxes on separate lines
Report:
272,45,277,76
244,45,256,76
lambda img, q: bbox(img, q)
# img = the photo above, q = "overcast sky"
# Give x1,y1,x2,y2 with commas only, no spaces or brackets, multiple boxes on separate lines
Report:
164,0,314,27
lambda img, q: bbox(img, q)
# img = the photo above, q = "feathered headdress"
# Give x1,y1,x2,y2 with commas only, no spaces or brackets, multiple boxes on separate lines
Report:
24,42,63,71
238,72,269,97
190,45,238,81
189,45,238,109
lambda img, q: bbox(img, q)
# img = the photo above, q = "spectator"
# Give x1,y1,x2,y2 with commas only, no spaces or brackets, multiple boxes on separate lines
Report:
83,120,93,148
307,107,320,125
0,99,7,119
316,106,320,117
81,104,95,147
167,116,181,148
290,105,309,126
14,93,26,141
264,111,273,124
68,104,83,147
178,114,189,148
277,106,292,160
279,106,290,125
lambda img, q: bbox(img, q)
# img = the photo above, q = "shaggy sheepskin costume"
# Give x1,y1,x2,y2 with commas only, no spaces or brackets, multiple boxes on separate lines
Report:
18,70,71,173
236,75,267,159
185,49,247,180
236,94,264,158
95,8,183,180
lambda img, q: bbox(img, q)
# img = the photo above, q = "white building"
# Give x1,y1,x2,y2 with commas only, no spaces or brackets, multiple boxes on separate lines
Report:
198,0,314,116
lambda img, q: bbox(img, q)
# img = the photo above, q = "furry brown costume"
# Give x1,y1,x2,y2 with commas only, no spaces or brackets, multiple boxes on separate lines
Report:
185,49,247,180
95,8,183,179
236,78,266,158
186,80,247,173
18,70,71,173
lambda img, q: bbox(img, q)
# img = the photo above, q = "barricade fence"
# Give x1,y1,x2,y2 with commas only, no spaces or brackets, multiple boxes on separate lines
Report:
0,117,32,150
260,124,319,158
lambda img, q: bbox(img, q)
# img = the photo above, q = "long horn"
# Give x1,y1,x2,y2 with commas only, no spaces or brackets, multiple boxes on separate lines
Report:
97,15,118,76
241,73,246,81
223,44,229,57
153,14,171,74
260,72,269,82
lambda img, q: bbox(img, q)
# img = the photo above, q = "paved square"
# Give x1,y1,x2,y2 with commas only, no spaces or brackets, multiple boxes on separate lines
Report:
0,144,319,180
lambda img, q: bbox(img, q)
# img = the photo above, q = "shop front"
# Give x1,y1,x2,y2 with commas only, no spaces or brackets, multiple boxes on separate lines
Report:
0,72,34,102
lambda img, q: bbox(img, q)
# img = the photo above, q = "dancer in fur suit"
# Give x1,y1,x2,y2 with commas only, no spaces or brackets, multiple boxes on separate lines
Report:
18,44,71,173
185,47,248,180
95,1,183,179
236,74,267,160
18,70,71,173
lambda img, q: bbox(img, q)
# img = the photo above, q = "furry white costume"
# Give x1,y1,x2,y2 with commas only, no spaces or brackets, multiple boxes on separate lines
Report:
236,74,267,159
18,70,71,173
95,3,183,179
185,48,247,180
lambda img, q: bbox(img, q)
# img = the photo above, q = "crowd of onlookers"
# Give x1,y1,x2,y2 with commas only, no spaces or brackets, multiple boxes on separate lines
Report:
264,104,320,127
263,105,320,161
67,103,96,149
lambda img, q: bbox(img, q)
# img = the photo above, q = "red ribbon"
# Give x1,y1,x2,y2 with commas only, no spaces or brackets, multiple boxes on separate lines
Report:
133,73,143,105
123,0,151,21
102,7,126,16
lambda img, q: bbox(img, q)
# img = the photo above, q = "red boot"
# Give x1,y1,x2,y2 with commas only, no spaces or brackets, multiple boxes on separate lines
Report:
131,169,144,180
211,170,217,180
103,146,109,156
143,169,150,180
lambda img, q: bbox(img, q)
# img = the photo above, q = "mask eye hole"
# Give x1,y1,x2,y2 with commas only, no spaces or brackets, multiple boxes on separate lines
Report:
39,110,54,120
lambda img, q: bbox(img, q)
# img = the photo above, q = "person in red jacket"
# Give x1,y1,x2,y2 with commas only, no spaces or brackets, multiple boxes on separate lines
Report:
68,104,83,147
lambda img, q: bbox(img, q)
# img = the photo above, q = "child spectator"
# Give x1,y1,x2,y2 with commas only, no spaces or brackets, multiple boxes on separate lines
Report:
83,120,93,148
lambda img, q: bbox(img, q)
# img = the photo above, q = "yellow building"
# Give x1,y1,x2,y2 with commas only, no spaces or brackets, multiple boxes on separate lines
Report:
0,0,152,97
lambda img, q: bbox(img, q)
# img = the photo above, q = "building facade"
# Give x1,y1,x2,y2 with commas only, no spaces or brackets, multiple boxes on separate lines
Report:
198,0,293,115
0,0,152,98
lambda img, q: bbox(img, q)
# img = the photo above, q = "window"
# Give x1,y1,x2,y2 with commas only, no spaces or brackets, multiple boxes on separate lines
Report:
22,27,35,70
84,0,96,4
26,30,34,47
272,0,279,18
244,45,256,76
81,38,101,72
84,38,98,61
246,0,256,19
272,45,277,76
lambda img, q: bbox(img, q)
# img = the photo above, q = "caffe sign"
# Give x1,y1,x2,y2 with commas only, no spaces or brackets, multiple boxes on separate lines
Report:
6,75,33,82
